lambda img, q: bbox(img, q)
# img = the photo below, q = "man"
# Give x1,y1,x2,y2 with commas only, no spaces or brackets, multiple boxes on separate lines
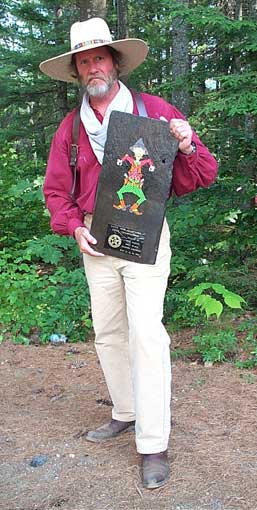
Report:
40,17,218,489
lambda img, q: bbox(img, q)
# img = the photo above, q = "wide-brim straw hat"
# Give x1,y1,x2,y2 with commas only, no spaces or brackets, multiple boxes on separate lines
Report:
40,17,148,83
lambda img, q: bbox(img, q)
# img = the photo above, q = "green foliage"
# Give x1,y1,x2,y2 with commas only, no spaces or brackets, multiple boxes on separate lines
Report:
235,332,257,369
13,336,31,346
1,0,257,350
26,234,80,265
188,283,246,319
164,288,205,329
235,318,257,369
171,346,196,361
236,351,257,369
0,249,91,344
1,0,79,155
237,316,257,337
166,177,257,316
193,329,238,363
0,144,49,248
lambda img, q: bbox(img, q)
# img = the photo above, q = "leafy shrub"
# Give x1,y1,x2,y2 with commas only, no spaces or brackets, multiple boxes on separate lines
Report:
26,234,80,266
166,180,257,311
0,145,49,248
0,250,91,343
193,329,238,363
235,322,257,369
187,282,246,319
164,287,205,328
236,350,257,369
237,317,257,337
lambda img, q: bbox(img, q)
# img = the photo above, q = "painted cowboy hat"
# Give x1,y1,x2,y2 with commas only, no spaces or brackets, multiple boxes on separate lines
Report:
130,138,148,155
40,17,148,83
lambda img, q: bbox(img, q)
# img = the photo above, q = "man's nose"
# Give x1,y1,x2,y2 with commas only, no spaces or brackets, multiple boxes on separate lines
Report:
88,61,100,73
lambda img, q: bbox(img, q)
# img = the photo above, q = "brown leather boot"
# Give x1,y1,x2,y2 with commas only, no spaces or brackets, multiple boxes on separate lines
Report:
142,450,169,489
85,419,135,443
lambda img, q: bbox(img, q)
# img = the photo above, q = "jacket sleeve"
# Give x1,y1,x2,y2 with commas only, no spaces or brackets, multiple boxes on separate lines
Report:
168,105,218,196
140,93,218,196
43,120,84,237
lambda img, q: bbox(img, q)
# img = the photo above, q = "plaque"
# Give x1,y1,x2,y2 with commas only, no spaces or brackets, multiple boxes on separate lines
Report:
90,111,178,264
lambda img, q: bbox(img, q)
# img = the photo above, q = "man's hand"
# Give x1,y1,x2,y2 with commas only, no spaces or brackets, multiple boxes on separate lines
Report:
74,226,104,257
169,119,193,154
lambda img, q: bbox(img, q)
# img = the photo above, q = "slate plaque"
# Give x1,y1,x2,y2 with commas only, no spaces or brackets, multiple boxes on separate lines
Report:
90,111,178,264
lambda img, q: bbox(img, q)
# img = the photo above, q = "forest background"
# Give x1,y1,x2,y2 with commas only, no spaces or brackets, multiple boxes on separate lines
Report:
1,0,257,366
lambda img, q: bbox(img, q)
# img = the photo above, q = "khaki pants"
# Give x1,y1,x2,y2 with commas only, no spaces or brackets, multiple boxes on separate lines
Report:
83,216,172,454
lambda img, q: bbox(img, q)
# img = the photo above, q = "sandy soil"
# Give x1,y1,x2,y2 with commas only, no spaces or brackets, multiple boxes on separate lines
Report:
1,337,257,510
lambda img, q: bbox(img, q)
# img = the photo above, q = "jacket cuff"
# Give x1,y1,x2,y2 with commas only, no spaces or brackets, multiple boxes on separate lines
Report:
67,217,85,237
178,148,198,161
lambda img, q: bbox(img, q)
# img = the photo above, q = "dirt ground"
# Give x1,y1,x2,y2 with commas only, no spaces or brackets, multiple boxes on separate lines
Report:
1,332,257,510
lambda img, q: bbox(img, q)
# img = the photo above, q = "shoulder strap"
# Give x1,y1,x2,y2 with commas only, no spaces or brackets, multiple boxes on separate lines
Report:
133,91,148,118
69,108,80,200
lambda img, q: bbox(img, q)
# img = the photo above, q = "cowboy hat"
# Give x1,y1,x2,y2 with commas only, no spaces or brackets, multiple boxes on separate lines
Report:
40,17,148,83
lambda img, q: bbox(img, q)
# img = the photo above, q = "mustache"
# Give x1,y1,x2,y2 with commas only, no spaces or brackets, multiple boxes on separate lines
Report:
86,74,106,83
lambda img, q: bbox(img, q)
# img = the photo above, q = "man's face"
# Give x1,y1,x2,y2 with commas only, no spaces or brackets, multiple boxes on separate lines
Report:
75,46,118,97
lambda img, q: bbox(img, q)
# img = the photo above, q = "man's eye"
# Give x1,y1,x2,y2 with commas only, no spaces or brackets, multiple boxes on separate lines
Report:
95,56,104,62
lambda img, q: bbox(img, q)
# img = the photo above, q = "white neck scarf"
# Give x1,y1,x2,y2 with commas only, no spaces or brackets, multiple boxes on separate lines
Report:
80,81,133,164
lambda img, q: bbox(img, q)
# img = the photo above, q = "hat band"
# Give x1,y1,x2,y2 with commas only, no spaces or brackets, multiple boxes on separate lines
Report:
73,39,110,50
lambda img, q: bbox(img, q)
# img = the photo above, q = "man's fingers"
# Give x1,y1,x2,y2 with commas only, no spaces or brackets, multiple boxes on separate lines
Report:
170,119,192,141
82,243,105,256
74,226,105,256
79,238,105,257
85,231,97,245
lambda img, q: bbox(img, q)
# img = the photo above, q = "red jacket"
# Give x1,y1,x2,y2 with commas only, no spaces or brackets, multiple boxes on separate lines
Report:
43,91,218,236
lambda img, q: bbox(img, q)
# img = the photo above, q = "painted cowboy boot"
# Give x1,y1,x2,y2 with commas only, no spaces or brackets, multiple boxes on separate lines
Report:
129,203,143,215
113,199,126,211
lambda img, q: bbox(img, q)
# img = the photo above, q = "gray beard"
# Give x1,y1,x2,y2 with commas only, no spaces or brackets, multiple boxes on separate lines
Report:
81,68,118,98
85,81,110,97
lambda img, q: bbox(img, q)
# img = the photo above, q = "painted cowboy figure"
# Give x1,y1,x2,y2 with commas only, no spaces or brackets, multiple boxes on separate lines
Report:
113,138,155,215
40,17,218,489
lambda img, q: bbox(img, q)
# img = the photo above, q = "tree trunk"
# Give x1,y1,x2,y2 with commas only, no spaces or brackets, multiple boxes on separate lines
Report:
216,0,257,19
56,81,68,121
117,0,129,39
217,0,239,19
78,0,107,20
171,0,190,116
52,6,69,120
249,0,257,18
